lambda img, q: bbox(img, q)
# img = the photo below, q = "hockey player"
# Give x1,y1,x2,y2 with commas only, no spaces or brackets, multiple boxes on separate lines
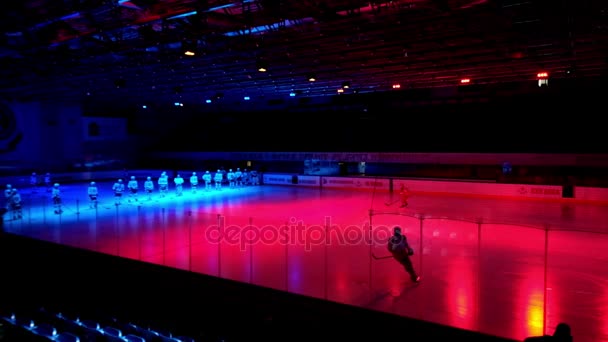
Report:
213,170,223,190
221,168,227,186
399,184,410,208
234,168,242,187
112,179,125,205
202,171,212,190
44,173,52,192
10,188,21,220
158,171,169,198
52,183,62,214
387,226,420,283
190,172,198,193
174,174,184,196
242,169,249,186
88,182,98,209
30,172,38,193
4,184,12,211
127,176,139,202
227,169,235,188
144,176,154,200
250,169,259,186
524,322,572,342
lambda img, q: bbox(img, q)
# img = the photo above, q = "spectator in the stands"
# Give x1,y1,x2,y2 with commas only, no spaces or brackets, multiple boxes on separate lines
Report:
524,323,572,342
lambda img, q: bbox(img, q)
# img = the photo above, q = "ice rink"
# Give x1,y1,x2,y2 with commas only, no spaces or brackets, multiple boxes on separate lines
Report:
3,178,608,342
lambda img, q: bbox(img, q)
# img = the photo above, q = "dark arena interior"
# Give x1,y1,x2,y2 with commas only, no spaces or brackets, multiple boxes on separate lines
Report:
1,0,607,341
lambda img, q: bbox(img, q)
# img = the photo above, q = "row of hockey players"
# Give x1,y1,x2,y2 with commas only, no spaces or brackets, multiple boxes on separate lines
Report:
3,168,262,217
91,169,261,207
25,168,258,195
153,169,260,194
199,168,259,188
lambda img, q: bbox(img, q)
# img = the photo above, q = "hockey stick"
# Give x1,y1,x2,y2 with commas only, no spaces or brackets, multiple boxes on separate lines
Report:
384,199,400,206
372,253,393,260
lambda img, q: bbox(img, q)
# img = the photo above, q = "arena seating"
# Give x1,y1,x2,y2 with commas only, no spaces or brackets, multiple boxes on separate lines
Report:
1,307,198,341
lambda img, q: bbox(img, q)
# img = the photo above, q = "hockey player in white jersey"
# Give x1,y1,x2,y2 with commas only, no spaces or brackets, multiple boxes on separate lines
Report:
227,169,235,188
9,188,21,220
214,170,223,190
158,171,169,198
52,183,62,214
112,178,125,205
202,171,212,190
144,176,154,200
174,174,184,196
127,176,139,202
190,172,198,194
88,181,98,209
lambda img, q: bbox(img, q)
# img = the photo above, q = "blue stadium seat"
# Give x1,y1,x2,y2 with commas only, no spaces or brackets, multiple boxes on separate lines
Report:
128,323,160,341
32,322,58,339
55,331,81,342
102,326,123,338
4,313,35,330
79,319,100,330
161,337,184,342
0,313,16,325
175,336,196,342
152,328,173,338
124,334,145,342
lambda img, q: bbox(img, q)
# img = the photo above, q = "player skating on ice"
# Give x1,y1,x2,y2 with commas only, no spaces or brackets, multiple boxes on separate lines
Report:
158,171,169,198
203,171,212,191
174,174,184,196
387,226,420,283
127,176,139,202
112,179,125,205
144,176,154,200
399,184,410,208
52,183,62,214
214,170,223,190
88,182,98,209
190,172,198,194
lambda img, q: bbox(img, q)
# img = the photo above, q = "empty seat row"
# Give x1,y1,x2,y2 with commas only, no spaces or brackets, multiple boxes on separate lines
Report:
1,307,196,342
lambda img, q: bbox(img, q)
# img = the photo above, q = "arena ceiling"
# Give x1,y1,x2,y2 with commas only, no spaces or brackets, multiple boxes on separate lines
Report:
0,0,606,108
